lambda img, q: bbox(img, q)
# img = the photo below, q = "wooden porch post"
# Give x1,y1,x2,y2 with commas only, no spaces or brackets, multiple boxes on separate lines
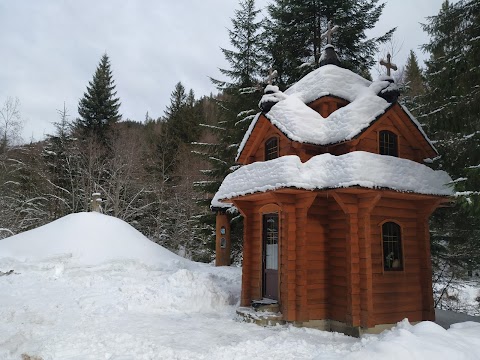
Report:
358,193,381,328
331,192,361,327
232,200,254,307
215,211,231,267
418,199,443,321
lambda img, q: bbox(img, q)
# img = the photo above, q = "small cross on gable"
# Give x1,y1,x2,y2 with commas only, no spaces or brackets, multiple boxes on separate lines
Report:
266,67,278,85
321,21,339,46
379,53,398,76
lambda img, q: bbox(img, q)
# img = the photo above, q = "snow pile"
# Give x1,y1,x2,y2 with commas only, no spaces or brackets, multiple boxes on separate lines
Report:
285,64,372,103
265,89,390,145
214,152,453,205
0,212,187,269
1,214,480,359
341,320,480,360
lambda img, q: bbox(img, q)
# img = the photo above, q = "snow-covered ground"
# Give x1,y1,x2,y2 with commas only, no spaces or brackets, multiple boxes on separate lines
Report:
1,213,479,360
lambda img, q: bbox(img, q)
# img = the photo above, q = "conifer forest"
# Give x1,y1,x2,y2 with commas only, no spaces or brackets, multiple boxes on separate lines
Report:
1,0,479,311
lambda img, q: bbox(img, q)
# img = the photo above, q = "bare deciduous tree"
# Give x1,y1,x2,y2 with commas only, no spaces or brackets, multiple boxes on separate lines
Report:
0,97,23,152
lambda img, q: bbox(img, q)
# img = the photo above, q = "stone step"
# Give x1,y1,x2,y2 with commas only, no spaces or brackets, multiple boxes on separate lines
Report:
251,299,279,313
236,307,285,327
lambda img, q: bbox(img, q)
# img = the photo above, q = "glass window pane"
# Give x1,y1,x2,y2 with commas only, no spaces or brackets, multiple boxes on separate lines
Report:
265,214,278,270
383,222,403,271
379,131,398,157
265,138,279,160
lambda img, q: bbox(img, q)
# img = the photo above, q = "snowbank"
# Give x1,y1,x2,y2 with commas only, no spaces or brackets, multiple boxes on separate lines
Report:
214,152,453,206
342,320,480,360
1,214,479,359
0,212,187,268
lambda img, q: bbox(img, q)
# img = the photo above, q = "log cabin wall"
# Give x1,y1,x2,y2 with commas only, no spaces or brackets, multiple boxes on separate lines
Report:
355,114,423,163
247,127,297,164
369,196,428,325
306,196,329,320
310,97,348,118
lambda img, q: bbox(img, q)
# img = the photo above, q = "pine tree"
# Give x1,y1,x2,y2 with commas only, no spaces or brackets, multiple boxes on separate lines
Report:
77,53,121,140
420,0,480,298
194,0,266,261
265,0,395,87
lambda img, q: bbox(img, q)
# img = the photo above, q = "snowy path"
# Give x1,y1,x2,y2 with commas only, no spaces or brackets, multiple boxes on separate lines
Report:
0,259,357,360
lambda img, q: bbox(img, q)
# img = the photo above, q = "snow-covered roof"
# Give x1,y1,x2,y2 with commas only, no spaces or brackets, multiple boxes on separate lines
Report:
213,152,453,206
236,65,435,161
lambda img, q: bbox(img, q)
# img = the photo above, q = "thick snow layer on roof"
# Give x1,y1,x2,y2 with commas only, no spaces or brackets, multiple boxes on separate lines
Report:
265,89,390,145
214,152,453,205
236,66,393,159
236,65,436,160
284,64,372,103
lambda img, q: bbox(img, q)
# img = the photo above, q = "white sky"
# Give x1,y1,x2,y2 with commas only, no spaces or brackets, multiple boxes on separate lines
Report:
0,0,453,142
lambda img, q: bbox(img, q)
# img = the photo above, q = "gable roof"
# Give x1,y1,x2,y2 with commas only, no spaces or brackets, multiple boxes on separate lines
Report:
213,151,453,207
236,65,437,161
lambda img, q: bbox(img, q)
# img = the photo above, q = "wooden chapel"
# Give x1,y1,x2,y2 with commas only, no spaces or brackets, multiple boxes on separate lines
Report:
212,39,453,336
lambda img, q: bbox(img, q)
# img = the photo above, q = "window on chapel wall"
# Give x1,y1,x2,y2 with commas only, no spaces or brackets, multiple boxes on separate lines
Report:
265,137,279,160
379,130,398,157
382,222,403,271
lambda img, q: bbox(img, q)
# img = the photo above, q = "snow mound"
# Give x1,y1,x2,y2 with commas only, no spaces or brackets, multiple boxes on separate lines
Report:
340,319,480,360
0,212,188,269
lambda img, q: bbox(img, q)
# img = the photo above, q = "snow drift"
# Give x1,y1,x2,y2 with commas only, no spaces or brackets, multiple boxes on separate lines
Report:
0,212,187,268
1,213,479,360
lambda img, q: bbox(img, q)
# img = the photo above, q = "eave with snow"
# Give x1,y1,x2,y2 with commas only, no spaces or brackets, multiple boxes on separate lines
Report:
213,45,453,337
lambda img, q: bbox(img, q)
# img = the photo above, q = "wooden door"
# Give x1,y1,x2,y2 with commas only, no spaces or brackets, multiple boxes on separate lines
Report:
263,213,279,300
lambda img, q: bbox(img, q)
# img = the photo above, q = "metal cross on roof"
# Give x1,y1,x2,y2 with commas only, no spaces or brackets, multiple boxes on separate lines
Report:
379,53,398,76
266,67,278,85
321,21,339,45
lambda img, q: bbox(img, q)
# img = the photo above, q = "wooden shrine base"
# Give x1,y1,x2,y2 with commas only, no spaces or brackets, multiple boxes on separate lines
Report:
236,306,419,337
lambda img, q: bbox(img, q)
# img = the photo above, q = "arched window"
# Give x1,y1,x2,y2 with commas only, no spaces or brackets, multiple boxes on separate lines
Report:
379,130,398,157
265,137,279,160
382,222,403,271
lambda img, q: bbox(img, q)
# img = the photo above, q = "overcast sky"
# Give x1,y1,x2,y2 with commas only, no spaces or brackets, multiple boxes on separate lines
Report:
0,0,452,142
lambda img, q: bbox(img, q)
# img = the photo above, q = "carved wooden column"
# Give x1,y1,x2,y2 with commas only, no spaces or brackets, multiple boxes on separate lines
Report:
332,192,361,327
417,199,443,321
294,194,317,322
358,193,381,328
272,193,297,321
232,200,254,307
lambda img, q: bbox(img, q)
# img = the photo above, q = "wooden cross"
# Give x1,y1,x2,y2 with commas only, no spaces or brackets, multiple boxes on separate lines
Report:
321,21,339,45
379,53,398,76
266,67,278,85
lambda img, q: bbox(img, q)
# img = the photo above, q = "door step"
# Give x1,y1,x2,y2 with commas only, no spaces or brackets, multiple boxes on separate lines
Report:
251,299,279,313
236,307,285,326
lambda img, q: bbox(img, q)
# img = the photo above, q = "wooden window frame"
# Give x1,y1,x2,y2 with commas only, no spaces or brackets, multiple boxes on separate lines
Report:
379,130,399,157
265,137,279,161
381,221,404,272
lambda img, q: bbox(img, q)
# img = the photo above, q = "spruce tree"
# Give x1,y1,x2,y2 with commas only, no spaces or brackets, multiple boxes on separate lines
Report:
43,104,80,218
77,53,121,140
400,50,425,112
164,83,201,145
265,0,395,87
194,0,266,260
420,0,480,291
